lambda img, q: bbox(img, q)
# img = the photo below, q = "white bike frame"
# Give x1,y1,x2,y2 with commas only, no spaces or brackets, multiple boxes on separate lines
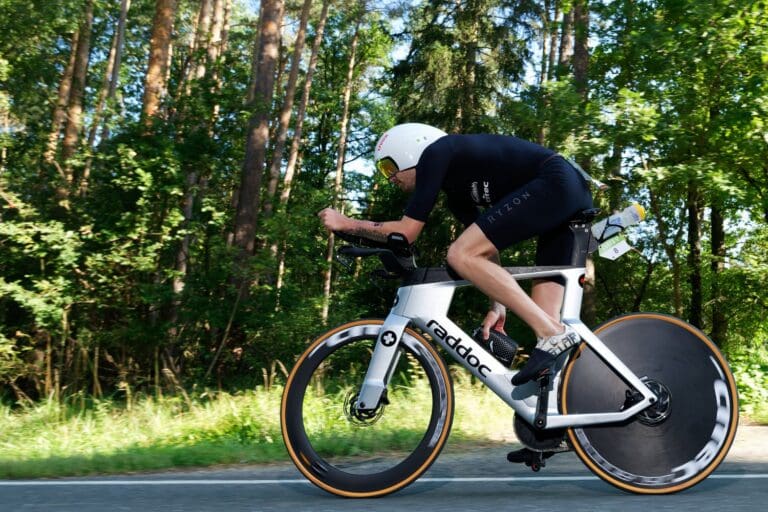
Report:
356,265,658,429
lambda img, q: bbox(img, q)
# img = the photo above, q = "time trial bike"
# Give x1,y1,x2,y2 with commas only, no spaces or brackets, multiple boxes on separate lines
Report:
280,209,738,497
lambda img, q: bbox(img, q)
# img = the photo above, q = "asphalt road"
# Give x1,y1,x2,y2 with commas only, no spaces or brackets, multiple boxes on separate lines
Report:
2,426,766,512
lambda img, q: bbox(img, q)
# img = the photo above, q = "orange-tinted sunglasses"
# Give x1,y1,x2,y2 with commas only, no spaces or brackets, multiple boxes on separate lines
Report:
375,157,399,179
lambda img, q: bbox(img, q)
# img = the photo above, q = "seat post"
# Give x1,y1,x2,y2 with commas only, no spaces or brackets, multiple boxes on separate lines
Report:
568,208,600,267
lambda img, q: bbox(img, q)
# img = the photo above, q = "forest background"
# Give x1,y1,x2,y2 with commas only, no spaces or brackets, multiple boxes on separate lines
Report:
1,0,767,452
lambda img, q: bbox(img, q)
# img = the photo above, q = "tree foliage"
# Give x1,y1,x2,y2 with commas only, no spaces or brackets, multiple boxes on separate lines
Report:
0,0,766,405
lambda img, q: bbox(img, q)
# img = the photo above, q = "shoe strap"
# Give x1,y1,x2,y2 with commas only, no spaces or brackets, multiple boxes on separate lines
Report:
536,327,580,355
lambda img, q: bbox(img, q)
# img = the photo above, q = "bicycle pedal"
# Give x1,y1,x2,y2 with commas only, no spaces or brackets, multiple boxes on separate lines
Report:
528,456,544,472
507,448,554,471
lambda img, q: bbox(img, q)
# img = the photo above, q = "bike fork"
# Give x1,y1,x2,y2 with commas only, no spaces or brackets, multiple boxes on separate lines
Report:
355,314,410,411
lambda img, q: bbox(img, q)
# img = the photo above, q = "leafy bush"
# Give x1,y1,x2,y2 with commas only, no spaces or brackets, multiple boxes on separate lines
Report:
729,346,768,422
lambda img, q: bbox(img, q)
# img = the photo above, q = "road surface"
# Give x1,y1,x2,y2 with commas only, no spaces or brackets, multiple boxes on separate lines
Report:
1,426,766,512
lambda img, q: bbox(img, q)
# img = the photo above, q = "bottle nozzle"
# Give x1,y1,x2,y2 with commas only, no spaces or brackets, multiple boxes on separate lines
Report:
633,203,646,221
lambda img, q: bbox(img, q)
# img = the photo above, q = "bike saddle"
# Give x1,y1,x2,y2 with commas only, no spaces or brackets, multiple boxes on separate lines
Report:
569,208,602,224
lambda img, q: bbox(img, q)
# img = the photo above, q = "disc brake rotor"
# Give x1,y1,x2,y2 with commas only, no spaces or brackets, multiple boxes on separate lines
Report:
344,390,386,427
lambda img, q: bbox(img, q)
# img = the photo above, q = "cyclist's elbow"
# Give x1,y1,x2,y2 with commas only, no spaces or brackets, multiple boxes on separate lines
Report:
399,216,424,243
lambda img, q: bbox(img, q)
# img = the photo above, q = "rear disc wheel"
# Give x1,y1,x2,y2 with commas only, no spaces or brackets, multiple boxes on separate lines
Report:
561,313,738,494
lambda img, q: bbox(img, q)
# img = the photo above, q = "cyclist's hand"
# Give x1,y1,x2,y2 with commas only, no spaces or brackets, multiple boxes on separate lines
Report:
318,207,350,232
481,303,506,340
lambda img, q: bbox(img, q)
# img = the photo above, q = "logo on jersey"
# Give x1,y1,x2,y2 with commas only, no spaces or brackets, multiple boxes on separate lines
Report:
470,182,480,203
482,181,492,203
470,181,492,205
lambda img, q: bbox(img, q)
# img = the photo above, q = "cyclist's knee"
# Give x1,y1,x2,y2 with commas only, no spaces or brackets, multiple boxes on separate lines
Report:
447,226,496,269
446,241,469,270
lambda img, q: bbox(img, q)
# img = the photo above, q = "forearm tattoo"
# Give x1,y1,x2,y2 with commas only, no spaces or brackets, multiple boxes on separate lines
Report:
347,222,389,243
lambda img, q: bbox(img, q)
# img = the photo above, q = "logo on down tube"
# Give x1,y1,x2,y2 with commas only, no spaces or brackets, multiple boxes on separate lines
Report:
427,320,491,377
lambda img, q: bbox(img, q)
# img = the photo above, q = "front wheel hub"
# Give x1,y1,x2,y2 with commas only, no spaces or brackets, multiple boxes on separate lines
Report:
344,390,386,426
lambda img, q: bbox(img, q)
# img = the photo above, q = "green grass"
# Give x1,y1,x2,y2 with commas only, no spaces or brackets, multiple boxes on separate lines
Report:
0,390,288,478
2,366,764,479
729,347,768,425
0,376,514,479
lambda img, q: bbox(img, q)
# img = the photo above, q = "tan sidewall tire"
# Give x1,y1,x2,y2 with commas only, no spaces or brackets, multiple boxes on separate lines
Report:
280,319,454,497
561,313,739,494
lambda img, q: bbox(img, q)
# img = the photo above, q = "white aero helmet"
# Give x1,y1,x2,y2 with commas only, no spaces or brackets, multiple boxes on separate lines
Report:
374,123,447,178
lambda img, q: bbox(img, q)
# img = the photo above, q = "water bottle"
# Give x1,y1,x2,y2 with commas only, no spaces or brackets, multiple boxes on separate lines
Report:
473,328,519,367
591,203,646,242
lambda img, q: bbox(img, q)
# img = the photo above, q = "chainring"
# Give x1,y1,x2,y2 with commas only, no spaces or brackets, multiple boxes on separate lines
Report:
513,413,569,452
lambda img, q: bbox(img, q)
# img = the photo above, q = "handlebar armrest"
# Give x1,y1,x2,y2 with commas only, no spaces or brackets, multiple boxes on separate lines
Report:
338,246,388,258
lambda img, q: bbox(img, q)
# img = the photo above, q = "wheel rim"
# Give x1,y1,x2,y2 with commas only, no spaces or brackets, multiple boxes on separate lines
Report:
281,321,453,496
562,314,738,493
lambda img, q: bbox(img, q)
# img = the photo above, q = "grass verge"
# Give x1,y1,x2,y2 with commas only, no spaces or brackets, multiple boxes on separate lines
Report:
0,375,513,479
2,369,764,479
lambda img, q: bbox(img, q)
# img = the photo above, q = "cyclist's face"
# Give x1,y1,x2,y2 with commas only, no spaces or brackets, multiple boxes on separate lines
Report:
390,167,416,192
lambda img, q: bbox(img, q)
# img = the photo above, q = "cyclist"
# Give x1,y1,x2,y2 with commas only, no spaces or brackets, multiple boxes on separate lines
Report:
318,123,592,386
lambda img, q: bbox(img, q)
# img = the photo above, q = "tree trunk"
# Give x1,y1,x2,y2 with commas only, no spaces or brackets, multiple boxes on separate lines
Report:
649,186,684,316
572,0,589,101
571,0,595,325
537,0,555,145
60,0,94,197
101,0,130,142
582,256,597,326
208,0,230,68
233,0,284,258
0,109,8,172
278,0,330,209
206,0,231,124
267,37,289,144
557,8,573,74
169,0,232,374
142,0,177,124
547,0,559,82
246,1,266,105
173,0,231,294
197,0,230,125
710,202,727,345
457,1,478,133
82,0,132,196
87,0,131,149
538,0,550,88
687,180,704,328
607,142,623,211
263,0,313,217
321,5,363,323
193,0,214,81
275,0,330,300
44,30,79,166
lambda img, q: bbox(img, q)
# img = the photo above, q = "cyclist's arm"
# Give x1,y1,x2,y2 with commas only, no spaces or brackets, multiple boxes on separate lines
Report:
319,208,425,243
